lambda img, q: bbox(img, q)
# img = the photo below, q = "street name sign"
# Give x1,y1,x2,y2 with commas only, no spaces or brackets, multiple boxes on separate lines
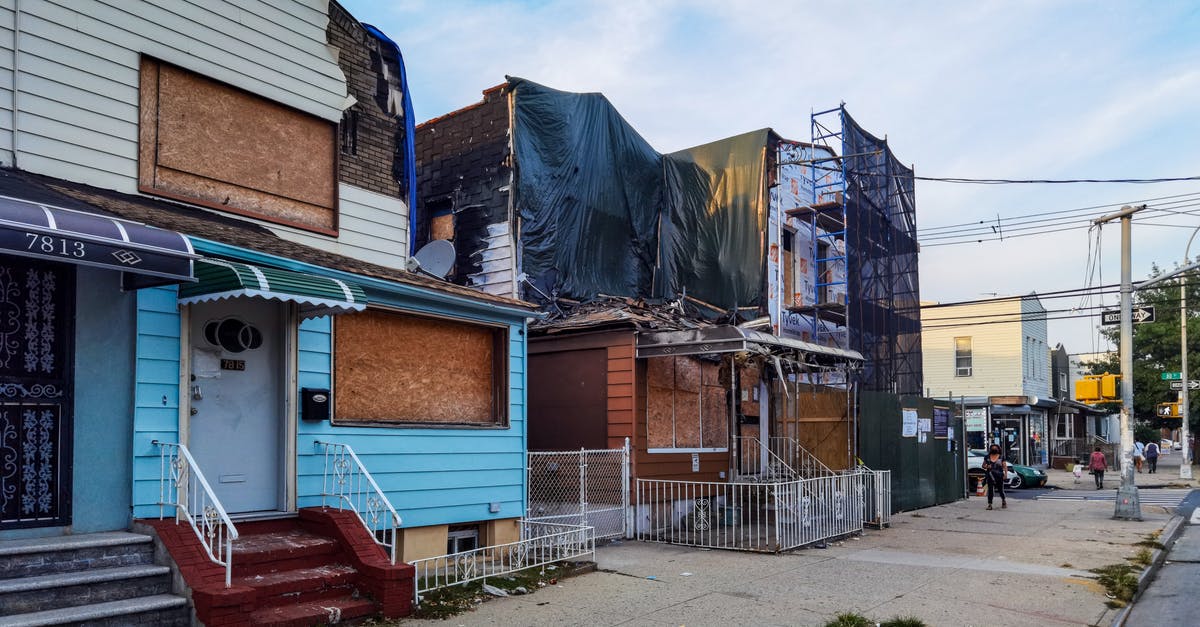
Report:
1162,372,1183,380
1168,380,1200,391
1101,306,1155,325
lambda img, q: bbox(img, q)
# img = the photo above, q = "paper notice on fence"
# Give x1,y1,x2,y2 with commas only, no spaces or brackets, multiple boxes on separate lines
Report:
902,409,918,437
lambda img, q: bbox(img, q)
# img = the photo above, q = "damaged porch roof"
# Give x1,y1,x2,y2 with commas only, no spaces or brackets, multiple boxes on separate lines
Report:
636,326,864,364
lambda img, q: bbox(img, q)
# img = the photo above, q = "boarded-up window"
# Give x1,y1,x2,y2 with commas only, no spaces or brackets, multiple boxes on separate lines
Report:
645,356,728,451
138,57,338,234
333,309,507,425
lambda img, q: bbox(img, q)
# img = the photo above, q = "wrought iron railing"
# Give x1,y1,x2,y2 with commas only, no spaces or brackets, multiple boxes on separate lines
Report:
635,473,865,552
854,465,892,529
153,441,239,587
315,441,402,564
734,436,799,481
769,436,838,478
410,520,594,604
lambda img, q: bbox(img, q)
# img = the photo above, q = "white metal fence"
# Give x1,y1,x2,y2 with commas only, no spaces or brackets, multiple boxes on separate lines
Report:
635,473,865,553
527,439,630,540
858,468,892,529
410,520,594,604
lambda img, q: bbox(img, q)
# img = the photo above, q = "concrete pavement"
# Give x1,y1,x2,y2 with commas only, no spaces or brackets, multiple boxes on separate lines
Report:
1123,491,1200,627
1044,448,1199,491
402,493,1176,626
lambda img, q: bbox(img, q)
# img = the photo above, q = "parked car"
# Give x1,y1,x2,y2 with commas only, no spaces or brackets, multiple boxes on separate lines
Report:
1008,462,1047,488
966,450,1021,489
1162,439,1181,452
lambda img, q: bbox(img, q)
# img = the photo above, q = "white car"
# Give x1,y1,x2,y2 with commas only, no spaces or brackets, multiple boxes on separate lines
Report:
966,451,1021,489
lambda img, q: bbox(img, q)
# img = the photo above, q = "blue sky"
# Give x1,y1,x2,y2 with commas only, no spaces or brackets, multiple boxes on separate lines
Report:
343,0,1200,354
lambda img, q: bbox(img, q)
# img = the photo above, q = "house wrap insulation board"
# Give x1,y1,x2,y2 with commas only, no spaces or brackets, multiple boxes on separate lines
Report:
508,78,769,313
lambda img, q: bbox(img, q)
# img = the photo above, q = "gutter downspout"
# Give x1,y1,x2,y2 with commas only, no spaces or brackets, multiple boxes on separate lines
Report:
11,0,19,168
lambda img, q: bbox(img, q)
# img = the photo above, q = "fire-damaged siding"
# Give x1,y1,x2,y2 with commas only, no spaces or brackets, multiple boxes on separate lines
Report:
415,85,516,297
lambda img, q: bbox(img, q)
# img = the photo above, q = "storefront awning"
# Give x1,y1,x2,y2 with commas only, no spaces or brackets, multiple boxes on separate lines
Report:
636,325,863,363
0,194,195,286
179,258,367,318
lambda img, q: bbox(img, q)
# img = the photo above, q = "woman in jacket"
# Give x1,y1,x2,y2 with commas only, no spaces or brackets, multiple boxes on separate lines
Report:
1089,447,1108,490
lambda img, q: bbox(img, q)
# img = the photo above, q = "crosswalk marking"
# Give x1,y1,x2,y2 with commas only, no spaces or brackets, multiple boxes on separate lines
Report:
1037,489,1191,509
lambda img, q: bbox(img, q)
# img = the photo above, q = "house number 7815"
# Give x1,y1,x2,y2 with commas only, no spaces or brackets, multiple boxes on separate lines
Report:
25,233,86,258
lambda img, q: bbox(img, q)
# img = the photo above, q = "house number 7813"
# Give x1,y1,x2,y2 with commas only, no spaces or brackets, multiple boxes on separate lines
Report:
25,233,86,257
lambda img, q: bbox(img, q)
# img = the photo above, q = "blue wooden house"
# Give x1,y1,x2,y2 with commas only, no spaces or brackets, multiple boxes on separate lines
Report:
0,1,536,623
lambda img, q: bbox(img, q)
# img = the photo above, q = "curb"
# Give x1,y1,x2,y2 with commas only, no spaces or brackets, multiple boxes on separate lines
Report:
1112,512,1188,626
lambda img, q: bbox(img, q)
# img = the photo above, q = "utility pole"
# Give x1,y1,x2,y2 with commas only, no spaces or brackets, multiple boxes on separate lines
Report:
1093,205,1144,520
1180,227,1199,480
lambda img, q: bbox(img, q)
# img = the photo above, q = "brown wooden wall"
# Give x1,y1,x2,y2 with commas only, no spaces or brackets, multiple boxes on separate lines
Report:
529,331,635,451
528,329,729,483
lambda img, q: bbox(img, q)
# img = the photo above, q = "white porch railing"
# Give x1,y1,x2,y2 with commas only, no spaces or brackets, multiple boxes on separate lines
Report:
315,441,402,564
410,520,595,604
769,437,838,478
153,441,239,587
734,436,798,481
635,473,865,553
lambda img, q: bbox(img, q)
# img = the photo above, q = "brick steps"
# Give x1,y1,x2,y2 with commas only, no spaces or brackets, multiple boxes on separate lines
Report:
246,593,378,627
0,532,189,625
234,563,359,601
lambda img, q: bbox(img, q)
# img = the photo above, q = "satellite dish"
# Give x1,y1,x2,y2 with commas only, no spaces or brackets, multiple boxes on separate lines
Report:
407,239,455,279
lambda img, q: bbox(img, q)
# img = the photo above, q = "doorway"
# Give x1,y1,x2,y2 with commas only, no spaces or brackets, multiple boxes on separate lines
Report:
187,299,286,514
992,416,1026,465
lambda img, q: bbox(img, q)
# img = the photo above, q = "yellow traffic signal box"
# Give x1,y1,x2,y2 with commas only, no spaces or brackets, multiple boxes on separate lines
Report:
1157,402,1181,418
1076,373,1121,403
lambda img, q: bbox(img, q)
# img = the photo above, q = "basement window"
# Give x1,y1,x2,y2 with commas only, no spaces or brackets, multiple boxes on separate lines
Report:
447,525,479,554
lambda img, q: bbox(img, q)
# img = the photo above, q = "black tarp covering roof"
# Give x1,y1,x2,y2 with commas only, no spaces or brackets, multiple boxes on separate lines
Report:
509,77,770,315
510,78,663,302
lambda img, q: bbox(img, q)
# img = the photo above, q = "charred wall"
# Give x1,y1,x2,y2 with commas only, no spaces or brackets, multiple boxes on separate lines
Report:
327,3,406,198
415,86,514,295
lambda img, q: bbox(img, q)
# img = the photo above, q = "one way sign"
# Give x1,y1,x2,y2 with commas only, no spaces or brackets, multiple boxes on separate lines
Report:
1101,306,1155,325
1169,380,1200,391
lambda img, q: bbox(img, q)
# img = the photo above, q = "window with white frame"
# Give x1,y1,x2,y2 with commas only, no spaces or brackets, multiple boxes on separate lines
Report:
954,337,972,377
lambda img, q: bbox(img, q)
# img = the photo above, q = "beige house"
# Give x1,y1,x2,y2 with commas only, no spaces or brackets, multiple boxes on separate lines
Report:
921,295,1053,465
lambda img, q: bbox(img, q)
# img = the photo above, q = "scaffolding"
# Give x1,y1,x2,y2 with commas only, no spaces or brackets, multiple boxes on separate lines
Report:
783,105,922,395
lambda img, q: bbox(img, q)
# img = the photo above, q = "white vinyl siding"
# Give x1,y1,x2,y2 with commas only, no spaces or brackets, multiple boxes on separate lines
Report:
0,0,412,269
921,299,1024,397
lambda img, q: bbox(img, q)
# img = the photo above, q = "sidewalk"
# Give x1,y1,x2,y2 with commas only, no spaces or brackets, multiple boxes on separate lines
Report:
1124,496,1200,627
1044,450,1199,491
402,495,1173,626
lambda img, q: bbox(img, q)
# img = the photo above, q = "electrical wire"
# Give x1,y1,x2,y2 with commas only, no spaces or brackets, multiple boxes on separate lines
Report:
918,191,1200,234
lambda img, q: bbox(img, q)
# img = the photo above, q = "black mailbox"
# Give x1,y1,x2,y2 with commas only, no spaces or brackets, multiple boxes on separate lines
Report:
301,388,331,422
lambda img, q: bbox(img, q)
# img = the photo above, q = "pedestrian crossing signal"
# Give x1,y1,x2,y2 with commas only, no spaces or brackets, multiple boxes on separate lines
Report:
1157,402,1181,417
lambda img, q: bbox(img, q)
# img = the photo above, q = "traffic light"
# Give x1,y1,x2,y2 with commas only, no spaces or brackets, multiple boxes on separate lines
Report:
1075,377,1100,402
1101,374,1120,399
1076,373,1121,403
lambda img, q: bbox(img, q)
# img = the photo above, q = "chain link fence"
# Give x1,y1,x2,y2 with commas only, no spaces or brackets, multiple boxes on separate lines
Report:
527,439,630,540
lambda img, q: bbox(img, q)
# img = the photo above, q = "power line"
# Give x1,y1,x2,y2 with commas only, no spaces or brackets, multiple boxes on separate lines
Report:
853,172,1200,185
915,283,1121,310
918,201,1200,247
918,195,1200,238
918,192,1200,234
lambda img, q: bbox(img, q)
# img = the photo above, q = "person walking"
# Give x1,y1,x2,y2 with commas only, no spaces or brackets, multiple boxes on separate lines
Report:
1133,440,1145,473
1089,446,1108,489
1144,440,1160,473
981,444,1008,510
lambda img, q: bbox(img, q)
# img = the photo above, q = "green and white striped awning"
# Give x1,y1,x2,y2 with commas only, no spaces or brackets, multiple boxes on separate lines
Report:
179,258,367,318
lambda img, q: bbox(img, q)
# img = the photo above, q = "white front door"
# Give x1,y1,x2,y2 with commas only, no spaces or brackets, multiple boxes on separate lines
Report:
187,299,285,514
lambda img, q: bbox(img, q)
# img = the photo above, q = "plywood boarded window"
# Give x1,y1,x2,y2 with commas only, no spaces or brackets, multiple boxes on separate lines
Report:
138,57,338,234
333,309,507,426
645,356,728,452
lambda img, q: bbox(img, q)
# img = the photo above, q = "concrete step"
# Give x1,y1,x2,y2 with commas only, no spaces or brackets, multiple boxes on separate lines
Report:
246,593,377,627
0,593,189,627
0,532,154,579
0,564,172,615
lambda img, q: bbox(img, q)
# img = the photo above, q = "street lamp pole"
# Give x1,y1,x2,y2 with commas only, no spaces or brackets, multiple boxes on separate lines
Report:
1094,205,1144,520
1180,227,1199,480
